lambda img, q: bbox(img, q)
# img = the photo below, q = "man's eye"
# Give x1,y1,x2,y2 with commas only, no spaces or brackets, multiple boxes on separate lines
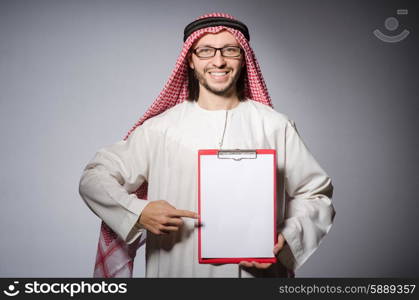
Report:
198,48,212,54
224,47,239,54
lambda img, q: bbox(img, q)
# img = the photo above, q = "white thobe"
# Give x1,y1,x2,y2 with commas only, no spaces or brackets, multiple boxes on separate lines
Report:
79,99,335,277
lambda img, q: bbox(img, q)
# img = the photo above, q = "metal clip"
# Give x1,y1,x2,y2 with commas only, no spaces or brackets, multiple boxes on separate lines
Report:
217,149,257,161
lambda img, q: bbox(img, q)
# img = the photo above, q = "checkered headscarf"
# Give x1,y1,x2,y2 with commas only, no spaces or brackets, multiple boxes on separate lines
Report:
93,12,273,278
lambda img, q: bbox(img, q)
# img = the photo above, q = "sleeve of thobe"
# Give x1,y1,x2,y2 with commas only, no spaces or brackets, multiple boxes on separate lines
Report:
277,120,335,271
79,126,151,245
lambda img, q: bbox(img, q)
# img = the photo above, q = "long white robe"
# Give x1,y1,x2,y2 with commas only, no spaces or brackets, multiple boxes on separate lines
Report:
79,99,335,277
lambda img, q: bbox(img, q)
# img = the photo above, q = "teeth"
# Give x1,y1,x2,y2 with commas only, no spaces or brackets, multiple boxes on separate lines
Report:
210,72,228,76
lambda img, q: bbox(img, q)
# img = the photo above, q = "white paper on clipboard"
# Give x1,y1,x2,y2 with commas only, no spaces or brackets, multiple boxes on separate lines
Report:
198,149,277,263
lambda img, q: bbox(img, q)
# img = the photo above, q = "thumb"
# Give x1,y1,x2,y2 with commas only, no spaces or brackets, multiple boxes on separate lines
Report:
273,234,286,255
273,244,281,255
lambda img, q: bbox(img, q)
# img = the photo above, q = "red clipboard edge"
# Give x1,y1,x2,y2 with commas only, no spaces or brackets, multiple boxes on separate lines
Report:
199,257,277,264
198,149,278,265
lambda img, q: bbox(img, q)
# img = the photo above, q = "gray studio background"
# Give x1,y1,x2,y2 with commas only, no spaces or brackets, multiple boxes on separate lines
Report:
1,0,418,277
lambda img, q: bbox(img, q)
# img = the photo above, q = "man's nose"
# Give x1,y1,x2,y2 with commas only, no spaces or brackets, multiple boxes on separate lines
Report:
211,50,227,68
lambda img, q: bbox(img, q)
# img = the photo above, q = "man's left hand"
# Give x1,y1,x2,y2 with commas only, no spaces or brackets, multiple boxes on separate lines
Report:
239,233,286,269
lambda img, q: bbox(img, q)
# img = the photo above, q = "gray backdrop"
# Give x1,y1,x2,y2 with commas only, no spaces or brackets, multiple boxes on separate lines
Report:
1,0,418,277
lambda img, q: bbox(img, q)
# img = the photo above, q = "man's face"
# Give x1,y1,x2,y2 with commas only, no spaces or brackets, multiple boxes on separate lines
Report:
189,31,244,97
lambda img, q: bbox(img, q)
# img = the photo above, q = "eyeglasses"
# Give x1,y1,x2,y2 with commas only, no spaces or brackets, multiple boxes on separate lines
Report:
192,46,242,58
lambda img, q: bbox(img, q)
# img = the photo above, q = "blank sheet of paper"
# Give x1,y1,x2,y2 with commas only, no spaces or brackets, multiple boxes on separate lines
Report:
198,150,276,263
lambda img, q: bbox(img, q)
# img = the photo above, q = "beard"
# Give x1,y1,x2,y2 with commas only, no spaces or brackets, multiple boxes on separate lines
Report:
193,66,243,97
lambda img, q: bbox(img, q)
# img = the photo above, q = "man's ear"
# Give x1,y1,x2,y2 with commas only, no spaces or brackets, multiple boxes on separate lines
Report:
188,53,195,70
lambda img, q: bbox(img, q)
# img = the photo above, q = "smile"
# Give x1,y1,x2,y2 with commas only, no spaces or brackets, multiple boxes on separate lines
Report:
208,71,230,81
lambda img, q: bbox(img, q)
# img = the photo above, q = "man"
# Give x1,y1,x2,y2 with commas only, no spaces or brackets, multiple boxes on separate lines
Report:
79,13,335,278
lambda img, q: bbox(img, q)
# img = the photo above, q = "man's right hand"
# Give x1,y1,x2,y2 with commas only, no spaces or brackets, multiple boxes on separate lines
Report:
138,200,199,235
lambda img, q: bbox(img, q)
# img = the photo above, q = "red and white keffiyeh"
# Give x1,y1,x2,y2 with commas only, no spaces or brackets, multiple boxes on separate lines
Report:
93,12,273,278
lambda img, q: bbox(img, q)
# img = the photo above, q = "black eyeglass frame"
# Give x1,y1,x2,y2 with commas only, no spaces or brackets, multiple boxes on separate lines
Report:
191,46,243,58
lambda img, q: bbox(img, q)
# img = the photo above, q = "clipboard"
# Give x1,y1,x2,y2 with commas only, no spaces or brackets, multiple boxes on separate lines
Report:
198,149,277,264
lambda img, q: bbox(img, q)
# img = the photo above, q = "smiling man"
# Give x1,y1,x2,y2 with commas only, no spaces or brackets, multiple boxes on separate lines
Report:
189,31,244,100
79,13,335,278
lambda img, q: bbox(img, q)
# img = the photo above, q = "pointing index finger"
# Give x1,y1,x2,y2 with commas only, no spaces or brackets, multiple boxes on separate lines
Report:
170,209,199,219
